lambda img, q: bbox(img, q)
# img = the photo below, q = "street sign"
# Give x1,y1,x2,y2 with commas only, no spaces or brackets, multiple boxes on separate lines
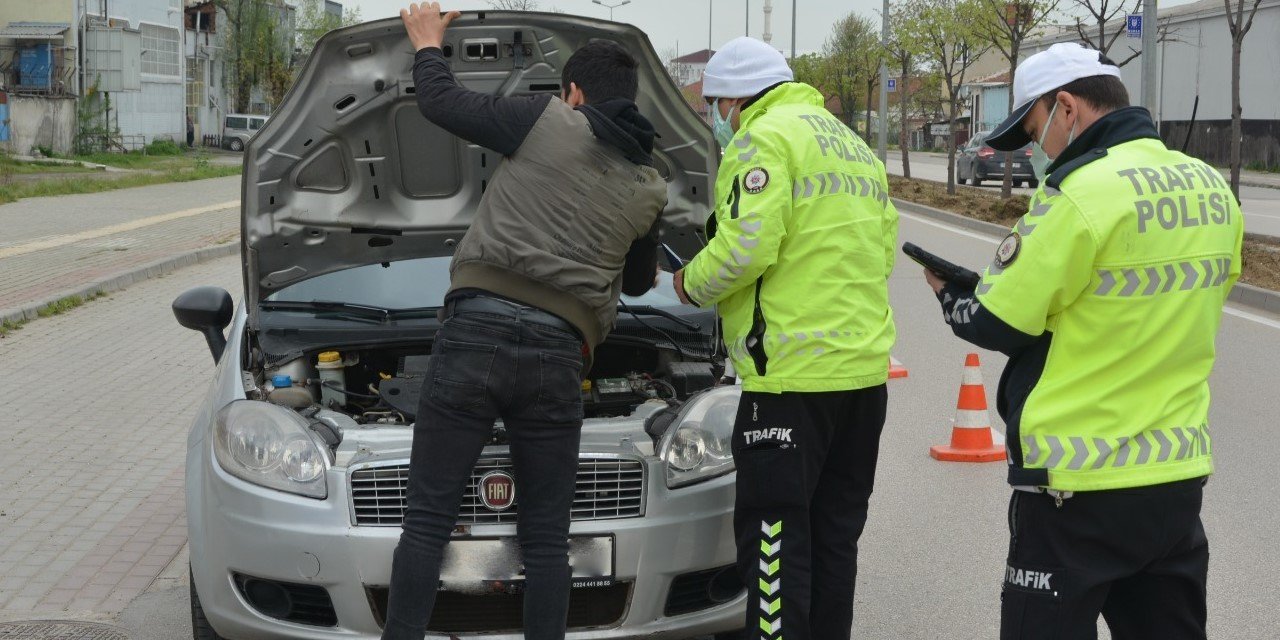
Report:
930,124,951,136
887,78,897,92
1127,14,1142,37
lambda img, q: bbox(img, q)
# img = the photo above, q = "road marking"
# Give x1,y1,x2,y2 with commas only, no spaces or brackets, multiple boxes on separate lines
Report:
0,200,240,260
901,210,1280,331
900,210,1000,244
1223,306,1280,330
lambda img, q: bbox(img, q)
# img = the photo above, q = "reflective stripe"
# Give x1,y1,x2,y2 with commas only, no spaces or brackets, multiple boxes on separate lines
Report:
1023,436,1041,465
758,519,782,638
1023,425,1211,471
1094,259,1231,297
1067,436,1090,470
792,171,885,203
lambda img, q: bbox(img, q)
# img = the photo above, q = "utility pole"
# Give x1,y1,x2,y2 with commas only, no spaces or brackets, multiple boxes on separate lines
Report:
708,0,713,53
1140,0,1159,119
746,0,750,37
877,0,889,162
790,0,797,60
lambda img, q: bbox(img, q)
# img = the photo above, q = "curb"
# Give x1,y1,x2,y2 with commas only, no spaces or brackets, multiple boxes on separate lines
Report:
0,243,239,327
892,197,1280,316
1240,178,1280,191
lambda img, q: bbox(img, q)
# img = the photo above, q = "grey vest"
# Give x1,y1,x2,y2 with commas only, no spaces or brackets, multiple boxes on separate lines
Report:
449,99,667,349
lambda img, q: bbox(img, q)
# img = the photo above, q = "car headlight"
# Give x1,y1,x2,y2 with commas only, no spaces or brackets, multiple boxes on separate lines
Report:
213,400,329,499
659,386,740,488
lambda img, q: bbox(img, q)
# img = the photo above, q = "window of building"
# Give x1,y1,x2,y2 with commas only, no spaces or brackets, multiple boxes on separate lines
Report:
141,24,180,76
186,58,206,108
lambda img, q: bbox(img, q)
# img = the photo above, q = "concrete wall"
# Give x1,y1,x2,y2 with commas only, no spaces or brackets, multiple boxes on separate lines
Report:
3,95,76,155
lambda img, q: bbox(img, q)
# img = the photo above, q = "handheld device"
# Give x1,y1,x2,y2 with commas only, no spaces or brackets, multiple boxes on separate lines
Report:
661,243,684,270
902,242,981,290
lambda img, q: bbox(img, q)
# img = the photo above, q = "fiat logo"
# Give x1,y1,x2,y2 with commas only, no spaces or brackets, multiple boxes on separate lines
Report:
478,471,516,511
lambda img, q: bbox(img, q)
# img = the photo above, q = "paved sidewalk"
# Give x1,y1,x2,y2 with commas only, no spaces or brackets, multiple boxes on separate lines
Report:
0,176,240,323
0,255,240,622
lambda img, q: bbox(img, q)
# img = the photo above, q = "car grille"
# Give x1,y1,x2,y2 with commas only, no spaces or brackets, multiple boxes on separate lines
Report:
366,583,630,632
350,457,646,526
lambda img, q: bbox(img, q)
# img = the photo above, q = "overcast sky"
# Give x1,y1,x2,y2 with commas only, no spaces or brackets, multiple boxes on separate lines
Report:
339,0,885,59
340,0,1202,62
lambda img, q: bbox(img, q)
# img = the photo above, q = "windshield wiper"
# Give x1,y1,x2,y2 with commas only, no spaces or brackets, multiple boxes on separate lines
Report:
617,303,701,331
259,300,440,321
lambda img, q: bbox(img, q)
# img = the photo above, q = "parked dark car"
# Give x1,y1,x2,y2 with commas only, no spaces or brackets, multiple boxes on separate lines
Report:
956,131,1037,188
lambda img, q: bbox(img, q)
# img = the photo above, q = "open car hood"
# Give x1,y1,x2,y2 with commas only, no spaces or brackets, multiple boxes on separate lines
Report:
242,12,717,325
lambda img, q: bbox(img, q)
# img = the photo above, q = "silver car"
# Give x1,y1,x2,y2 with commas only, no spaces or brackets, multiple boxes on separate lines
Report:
171,12,746,640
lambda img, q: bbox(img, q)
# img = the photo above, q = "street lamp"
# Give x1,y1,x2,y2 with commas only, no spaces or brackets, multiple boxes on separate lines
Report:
592,0,631,20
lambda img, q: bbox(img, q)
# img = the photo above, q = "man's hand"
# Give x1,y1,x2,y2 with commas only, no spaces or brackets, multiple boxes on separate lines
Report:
924,269,946,295
673,269,691,305
400,2,460,52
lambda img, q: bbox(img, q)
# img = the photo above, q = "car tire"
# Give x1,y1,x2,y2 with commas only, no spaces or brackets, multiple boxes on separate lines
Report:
715,632,746,640
190,567,228,640
1014,180,1024,188
229,138,244,152
971,173,983,186
1029,179,1040,188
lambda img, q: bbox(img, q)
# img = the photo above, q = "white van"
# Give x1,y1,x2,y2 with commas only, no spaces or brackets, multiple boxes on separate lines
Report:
222,113,267,151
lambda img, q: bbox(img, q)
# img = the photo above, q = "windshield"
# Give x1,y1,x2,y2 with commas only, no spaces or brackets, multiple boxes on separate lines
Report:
265,257,683,310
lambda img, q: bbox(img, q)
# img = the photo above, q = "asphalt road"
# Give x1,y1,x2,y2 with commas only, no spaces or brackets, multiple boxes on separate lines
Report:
5,205,1278,638
886,150,1280,237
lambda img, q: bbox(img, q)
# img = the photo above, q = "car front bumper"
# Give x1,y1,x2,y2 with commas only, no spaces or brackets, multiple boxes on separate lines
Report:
188,443,744,639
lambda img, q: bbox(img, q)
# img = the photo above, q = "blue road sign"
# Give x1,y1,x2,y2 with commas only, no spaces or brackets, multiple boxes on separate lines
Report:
887,78,897,92
1127,14,1142,37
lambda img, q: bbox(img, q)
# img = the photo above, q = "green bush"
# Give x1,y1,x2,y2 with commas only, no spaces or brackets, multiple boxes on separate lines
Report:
145,139,184,156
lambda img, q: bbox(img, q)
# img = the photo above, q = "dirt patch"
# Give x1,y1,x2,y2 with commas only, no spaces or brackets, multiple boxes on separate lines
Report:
1242,234,1280,291
892,176,1279,292
889,175,1029,227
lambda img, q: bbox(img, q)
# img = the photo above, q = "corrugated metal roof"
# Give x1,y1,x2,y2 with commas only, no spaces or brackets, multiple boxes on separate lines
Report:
0,22,70,39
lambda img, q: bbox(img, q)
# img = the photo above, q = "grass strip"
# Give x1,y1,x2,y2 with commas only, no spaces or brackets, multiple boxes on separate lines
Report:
0,165,240,205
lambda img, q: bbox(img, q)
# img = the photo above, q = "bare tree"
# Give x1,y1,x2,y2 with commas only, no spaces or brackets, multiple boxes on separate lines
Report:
906,0,990,194
1069,0,1177,67
1224,0,1264,196
973,0,1061,196
888,6,920,178
487,0,541,9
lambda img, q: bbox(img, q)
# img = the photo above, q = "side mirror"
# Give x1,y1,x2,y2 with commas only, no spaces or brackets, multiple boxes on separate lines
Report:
173,286,234,364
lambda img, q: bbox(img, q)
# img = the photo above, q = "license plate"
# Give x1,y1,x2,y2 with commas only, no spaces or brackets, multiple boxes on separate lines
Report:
438,536,615,592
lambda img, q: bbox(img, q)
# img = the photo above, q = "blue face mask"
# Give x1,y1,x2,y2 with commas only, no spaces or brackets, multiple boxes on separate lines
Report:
711,99,737,148
1030,100,1077,182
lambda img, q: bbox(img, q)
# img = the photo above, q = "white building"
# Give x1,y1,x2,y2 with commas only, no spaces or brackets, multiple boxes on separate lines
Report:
109,0,186,144
978,0,1280,168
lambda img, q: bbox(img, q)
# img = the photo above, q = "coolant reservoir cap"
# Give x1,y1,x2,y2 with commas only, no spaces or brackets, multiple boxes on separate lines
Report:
271,374,293,388
317,351,341,364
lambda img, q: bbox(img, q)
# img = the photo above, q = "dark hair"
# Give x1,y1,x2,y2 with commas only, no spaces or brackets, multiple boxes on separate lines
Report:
562,40,639,103
1036,67,1130,114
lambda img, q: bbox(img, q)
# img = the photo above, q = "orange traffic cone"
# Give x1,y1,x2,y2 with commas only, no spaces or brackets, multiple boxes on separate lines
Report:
889,356,909,380
930,353,1006,463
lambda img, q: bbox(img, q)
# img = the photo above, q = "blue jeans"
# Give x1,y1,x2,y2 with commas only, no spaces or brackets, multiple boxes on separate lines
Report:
382,299,586,640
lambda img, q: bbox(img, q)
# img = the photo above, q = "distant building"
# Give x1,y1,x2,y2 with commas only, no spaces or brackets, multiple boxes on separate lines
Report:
964,0,1280,168
667,48,714,88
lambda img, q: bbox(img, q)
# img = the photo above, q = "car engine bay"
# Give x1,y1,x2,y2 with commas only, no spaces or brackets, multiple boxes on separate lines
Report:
244,335,722,434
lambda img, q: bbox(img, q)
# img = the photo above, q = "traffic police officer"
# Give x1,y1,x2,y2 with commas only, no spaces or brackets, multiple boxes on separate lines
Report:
674,37,898,640
925,43,1243,639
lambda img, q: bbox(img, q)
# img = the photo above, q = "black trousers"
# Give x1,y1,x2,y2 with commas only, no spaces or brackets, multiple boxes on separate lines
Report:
382,301,586,640
731,385,888,640
1001,478,1209,640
